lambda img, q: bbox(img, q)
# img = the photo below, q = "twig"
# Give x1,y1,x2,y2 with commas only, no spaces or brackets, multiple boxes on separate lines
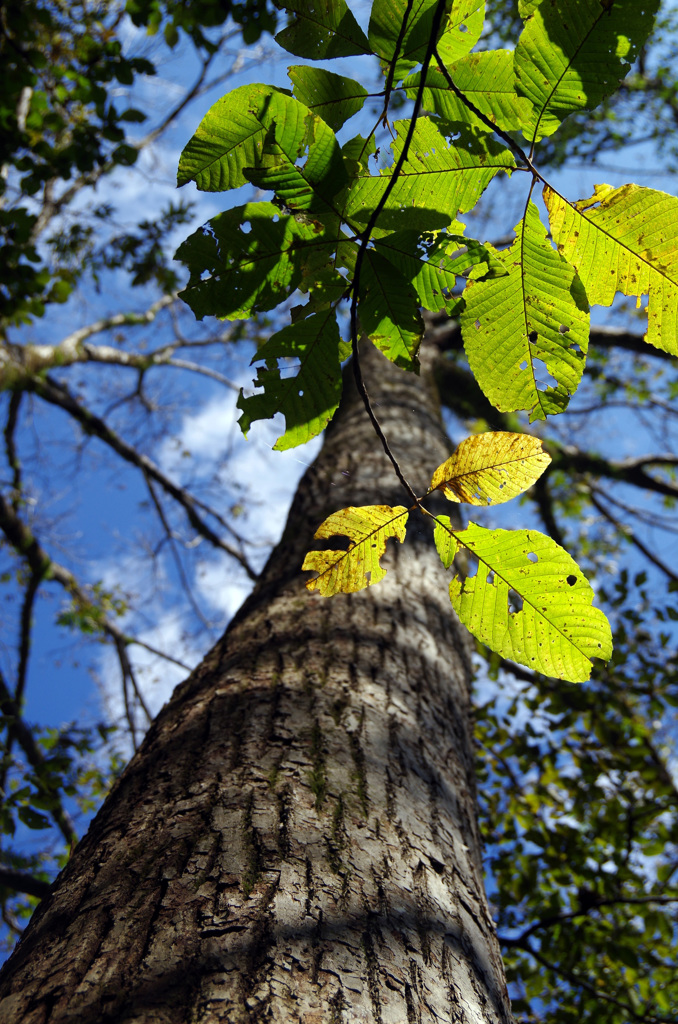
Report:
588,488,678,583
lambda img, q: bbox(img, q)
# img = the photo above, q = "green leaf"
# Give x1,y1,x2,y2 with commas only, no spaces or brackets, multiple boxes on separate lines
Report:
358,249,424,369
237,309,344,449
303,505,409,594
404,52,534,133
544,182,678,356
374,230,494,313
515,0,660,142
18,806,50,830
430,432,551,504
368,0,454,78
436,520,613,682
288,66,368,131
175,202,338,321
460,202,590,421
177,84,346,210
437,0,485,65
274,0,371,59
342,118,514,233
518,0,542,16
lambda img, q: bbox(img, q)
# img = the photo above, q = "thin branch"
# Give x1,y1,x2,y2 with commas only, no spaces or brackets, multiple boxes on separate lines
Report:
24,374,258,580
3,391,22,502
0,667,77,847
588,488,678,583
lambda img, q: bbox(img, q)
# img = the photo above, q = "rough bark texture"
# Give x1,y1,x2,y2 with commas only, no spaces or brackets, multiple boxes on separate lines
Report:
0,343,512,1024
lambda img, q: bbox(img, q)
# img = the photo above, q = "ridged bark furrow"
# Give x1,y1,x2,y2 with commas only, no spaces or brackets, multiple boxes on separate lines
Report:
0,343,512,1024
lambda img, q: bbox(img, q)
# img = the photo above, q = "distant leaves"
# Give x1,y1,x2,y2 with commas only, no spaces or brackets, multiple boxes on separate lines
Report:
435,520,613,681
545,182,678,355
515,0,660,142
303,505,409,593
431,432,551,504
237,309,345,449
460,202,590,421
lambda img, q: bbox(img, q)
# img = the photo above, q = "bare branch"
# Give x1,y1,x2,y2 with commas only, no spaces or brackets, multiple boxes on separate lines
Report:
0,868,51,901
587,488,678,583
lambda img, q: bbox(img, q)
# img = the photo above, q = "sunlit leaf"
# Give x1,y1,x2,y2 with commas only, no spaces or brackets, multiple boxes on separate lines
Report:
515,0,659,142
274,0,371,59
437,0,485,65
435,520,613,681
175,202,338,321
545,182,678,356
431,432,551,504
404,52,533,133
288,66,368,130
342,117,515,234
237,309,344,449
460,202,590,421
303,505,409,594
369,0,461,78
374,230,495,313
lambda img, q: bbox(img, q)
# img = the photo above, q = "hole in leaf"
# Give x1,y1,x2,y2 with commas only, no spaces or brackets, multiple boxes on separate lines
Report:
566,574,577,586
474,319,481,329
558,324,570,334
519,360,528,371
240,221,252,234
508,589,523,613
528,330,538,343
527,552,538,563
532,357,558,391
486,570,496,585
569,342,583,354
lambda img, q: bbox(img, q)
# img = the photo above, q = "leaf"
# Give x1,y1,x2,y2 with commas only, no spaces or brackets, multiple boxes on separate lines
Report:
175,202,338,321
368,0,454,78
515,0,659,142
518,0,542,15
342,118,515,233
430,432,551,504
288,66,368,130
177,84,346,212
435,521,613,682
274,0,371,59
303,505,409,594
404,52,534,133
460,202,590,421
544,182,678,355
358,249,425,369
436,0,485,65
237,309,344,449
374,230,495,314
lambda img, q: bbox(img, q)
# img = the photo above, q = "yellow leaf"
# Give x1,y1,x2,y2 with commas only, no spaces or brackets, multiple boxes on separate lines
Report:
303,505,409,595
430,432,551,505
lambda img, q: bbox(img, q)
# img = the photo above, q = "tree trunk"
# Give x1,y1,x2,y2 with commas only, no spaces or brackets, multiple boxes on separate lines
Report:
0,342,512,1024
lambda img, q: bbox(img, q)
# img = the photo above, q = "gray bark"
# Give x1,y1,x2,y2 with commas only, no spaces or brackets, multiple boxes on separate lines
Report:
0,342,512,1024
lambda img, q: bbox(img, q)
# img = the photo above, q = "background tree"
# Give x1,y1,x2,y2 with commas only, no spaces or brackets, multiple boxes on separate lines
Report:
0,1,677,1022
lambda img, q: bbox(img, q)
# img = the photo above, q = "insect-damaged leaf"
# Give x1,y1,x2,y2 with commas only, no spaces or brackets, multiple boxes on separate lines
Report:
460,202,590,421
545,183,678,356
303,505,409,594
238,309,345,450
435,520,612,682
287,66,368,131
430,432,551,505
274,0,371,59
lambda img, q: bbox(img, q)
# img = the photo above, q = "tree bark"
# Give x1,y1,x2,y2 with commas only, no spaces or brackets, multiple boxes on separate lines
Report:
0,342,512,1024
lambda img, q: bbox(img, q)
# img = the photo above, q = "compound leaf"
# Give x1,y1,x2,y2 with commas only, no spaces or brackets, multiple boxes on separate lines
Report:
515,0,659,143
431,432,551,504
175,202,338,321
404,52,533,134
440,521,613,682
288,66,368,130
545,183,678,356
237,309,344,449
303,505,409,594
274,0,371,59
460,202,590,421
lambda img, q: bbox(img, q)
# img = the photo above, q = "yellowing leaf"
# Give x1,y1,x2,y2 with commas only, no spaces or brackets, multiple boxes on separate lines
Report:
544,183,678,355
303,506,409,595
438,522,612,682
430,432,551,505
